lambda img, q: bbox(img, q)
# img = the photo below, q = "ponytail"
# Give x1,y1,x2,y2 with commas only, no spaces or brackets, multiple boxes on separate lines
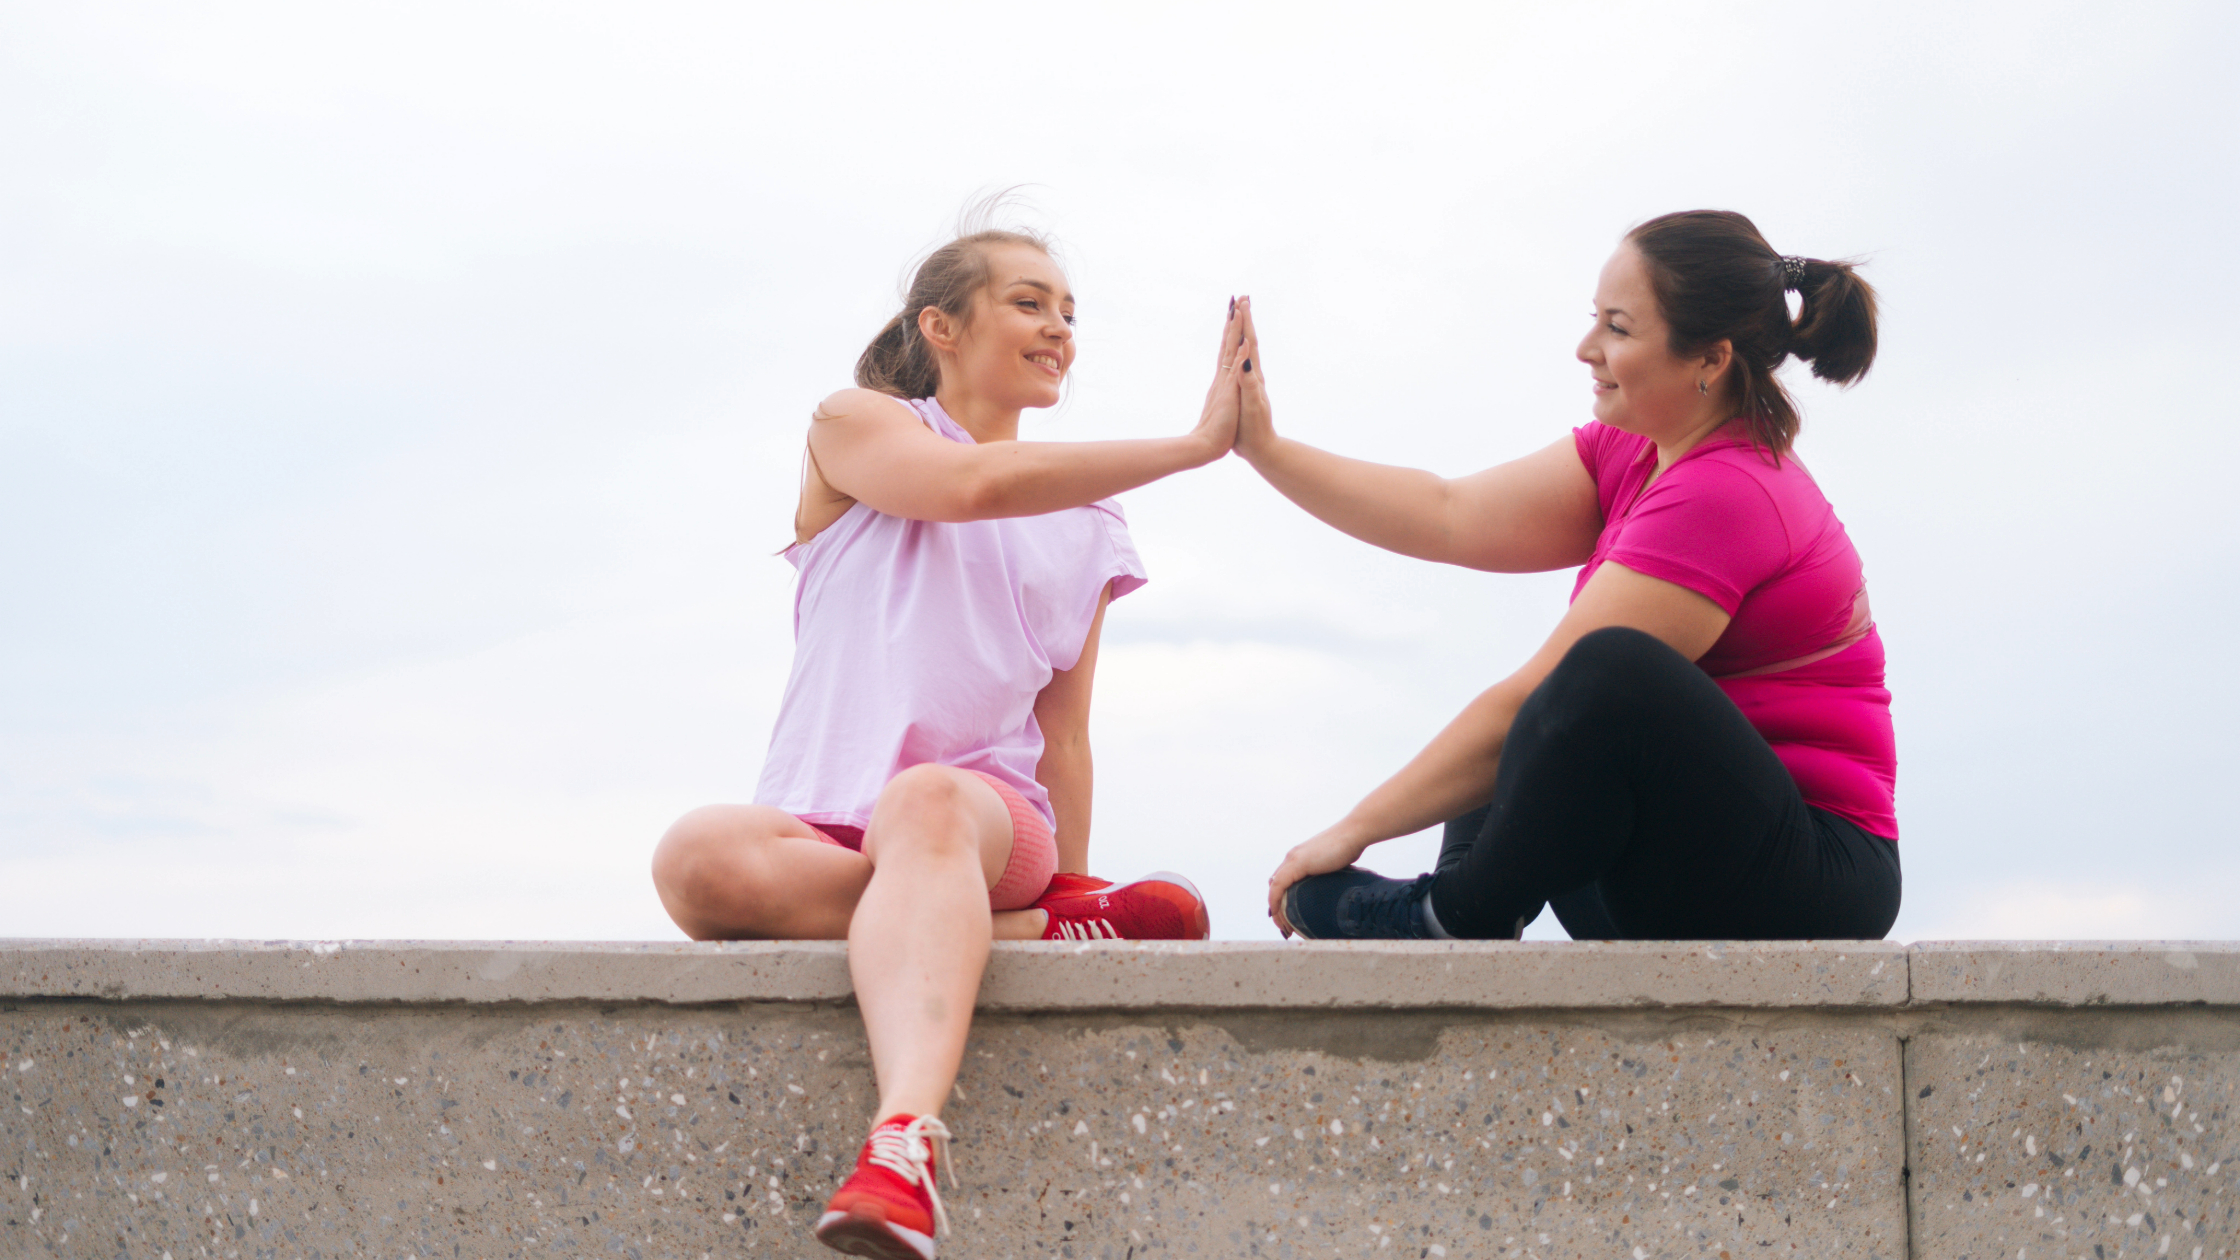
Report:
854,310,939,400
1788,258,1878,386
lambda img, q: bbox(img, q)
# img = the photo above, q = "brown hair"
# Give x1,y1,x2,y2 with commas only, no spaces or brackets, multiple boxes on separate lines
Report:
1624,210,1878,458
855,222,1054,400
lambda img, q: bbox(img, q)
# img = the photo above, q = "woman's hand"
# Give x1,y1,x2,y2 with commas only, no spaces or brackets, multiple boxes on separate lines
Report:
1233,297,1277,463
1187,297,1250,463
1267,824,1371,937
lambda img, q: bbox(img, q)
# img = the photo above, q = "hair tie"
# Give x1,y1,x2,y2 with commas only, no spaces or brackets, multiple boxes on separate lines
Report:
1780,256,1808,290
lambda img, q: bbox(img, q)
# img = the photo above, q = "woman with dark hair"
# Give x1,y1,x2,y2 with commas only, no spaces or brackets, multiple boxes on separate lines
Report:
1236,210,1899,941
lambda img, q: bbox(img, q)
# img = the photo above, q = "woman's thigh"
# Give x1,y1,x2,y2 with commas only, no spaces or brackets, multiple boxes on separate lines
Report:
1445,627,1894,939
651,804,874,940
1552,644,1896,939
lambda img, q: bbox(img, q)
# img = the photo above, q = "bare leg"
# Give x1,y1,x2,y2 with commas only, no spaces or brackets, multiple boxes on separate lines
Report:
851,765,1020,1123
652,802,1049,942
652,805,873,940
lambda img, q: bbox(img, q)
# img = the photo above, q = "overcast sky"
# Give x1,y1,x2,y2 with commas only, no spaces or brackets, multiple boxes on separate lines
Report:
3,1,2235,944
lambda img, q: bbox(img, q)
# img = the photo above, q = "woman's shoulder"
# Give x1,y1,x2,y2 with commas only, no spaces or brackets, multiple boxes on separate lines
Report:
1643,443,1848,561
814,387,923,426
1682,441,1834,512
1644,446,1789,519
1572,421,1651,470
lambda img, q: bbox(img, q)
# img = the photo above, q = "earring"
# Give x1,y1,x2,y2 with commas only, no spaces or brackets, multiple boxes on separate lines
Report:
1697,379,1708,396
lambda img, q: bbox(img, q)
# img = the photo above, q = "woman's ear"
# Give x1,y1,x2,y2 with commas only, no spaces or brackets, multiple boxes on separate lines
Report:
919,305,959,356
1697,338,1735,388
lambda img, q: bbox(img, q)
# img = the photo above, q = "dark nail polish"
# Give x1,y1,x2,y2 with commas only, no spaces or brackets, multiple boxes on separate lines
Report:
1228,296,1237,318
1243,358,1252,372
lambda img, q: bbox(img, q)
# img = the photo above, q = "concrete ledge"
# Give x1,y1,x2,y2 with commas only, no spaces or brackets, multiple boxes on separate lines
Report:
2,938,1913,1009
1908,940,2240,1006
3,939,855,1007
8,940,2237,1260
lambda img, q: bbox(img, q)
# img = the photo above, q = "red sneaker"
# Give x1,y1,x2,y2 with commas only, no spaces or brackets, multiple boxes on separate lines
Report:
815,1114,951,1259
1037,871,1210,941
1036,872,1113,898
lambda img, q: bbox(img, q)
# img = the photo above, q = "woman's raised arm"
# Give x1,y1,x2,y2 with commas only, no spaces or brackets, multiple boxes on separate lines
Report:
807,302,1248,524
807,387,1223,523
1232,301,1602,572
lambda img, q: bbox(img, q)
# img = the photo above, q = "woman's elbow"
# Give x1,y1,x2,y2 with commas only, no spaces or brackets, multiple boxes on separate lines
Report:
1037,732,1091,775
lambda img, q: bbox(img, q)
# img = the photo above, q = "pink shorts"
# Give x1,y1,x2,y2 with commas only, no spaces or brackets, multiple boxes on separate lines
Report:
802,769,1058,911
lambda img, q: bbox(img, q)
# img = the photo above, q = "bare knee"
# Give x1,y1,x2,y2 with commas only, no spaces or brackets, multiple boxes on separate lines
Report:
880,764,974,814
652,806,730,895
651,806,792,939
867,766,988,863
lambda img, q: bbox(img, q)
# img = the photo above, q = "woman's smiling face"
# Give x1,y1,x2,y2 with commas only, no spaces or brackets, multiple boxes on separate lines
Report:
1575,244,1706,438
937,242,1076,410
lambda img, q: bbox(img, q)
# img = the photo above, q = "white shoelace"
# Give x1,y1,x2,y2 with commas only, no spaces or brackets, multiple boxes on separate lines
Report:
1051,916,1119,940
865,1115,954,1235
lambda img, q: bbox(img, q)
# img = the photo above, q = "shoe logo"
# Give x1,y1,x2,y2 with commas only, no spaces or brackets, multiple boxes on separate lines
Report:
1098,895,1110,909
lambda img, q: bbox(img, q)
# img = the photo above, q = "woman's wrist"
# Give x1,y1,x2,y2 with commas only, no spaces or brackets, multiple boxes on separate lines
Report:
1319,814,1382,859
1182,430,1228,469
1236,429,1290,473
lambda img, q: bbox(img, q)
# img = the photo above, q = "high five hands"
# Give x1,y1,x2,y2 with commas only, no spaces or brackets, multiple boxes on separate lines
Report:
1191,296,1270,462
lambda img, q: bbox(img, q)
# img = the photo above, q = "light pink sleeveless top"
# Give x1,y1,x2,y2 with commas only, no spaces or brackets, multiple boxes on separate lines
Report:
753,396,1148,833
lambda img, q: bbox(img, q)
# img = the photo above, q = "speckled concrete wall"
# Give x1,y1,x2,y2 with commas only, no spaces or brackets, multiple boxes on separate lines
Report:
3,1002,1905,1259
1906,1014,2240,1260
5,940,2238,1260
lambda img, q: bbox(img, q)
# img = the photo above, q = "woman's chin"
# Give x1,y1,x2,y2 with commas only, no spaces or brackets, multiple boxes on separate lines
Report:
1595,393,1658,431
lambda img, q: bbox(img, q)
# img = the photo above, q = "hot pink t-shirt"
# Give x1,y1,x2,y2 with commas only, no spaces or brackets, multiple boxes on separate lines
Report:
1572,421,1897,839
754,396,1148,833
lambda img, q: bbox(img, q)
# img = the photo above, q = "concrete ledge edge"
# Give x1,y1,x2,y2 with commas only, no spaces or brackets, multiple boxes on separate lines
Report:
6,938,2235,1010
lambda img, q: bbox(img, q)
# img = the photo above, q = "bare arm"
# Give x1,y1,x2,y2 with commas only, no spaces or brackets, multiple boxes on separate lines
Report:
807,307,1246,523
1231,300,1602,572
1265,562,1733,932
1033,585,1112,876
1241,435,1603,572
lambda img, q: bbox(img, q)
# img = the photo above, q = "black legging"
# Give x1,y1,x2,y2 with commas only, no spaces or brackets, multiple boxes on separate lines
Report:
1427,626,1900,941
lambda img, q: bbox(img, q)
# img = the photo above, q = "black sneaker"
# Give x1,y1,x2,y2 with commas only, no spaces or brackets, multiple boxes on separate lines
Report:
1282,867,1440,940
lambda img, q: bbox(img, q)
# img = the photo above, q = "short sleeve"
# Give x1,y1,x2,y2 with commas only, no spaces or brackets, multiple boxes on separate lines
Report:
1093,500,1150,604
1033,499,1148,673
1573,422,1645,520
1602,460,1790,614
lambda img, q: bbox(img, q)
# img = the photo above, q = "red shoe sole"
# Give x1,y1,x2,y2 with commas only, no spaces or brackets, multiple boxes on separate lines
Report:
815,1207,936,1260
1121,871,1212,940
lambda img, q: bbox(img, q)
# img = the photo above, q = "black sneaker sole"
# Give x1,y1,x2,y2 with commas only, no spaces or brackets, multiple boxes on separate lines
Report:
1281,883,1324,940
